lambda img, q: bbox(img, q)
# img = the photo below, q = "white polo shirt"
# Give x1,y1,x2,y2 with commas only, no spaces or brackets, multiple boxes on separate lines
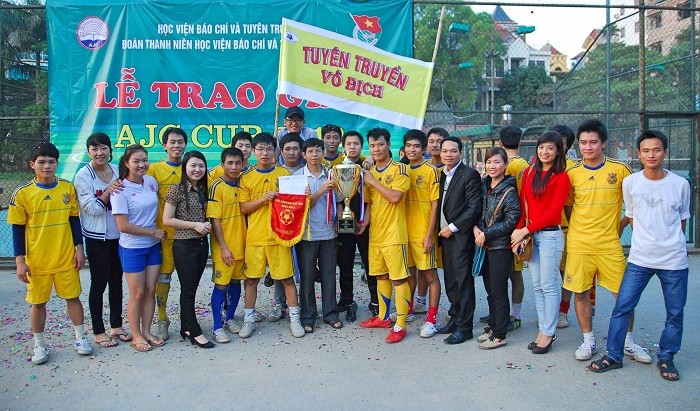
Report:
111,175,160,249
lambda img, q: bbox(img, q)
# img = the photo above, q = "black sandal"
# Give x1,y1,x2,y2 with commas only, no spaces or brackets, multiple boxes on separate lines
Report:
587,355,622,373
324,319,343,329
303,325,314,333
657,359,680,381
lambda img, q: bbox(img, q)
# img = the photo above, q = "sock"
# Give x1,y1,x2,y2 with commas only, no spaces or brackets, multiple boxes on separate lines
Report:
155,282,171,321
226,282,242,321
416,295,427,306
244,308,255,323
510,303,522,319
377,279,393,321
408,299,414,315
625,332,634,348
426,306,438,325
583,331,596,347
211,287,226,330
34,332,46,348
288,305,300,320
393,282,411,330
73,324,85,341
559,300,571,314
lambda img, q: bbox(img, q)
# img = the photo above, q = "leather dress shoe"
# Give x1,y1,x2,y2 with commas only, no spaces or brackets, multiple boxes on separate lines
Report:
444,330,472,345
436,321,457,335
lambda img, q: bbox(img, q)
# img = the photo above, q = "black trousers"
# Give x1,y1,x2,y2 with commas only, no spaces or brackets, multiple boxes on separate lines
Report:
336,228,375,307
85,237,123,335
441,235,475,334
173,238,208,337
482,249,512,339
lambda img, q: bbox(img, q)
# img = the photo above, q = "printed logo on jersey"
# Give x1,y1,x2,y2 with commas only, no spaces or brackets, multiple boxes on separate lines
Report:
62,193,70,204
607,172,618,185
415,174,424,187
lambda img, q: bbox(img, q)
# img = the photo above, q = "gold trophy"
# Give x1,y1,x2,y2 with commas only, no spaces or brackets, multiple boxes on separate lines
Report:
332,155,362,233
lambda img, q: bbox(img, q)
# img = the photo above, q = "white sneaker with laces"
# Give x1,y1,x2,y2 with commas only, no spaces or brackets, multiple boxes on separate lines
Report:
213,328,230,343
557,313,569,328
253,309,264,323
224,319,241,334
238,321,256,339
290,319,305,338
477,328,493,343
32,346,49,365
575,341,597,361
624,343,652,364
413,302,428,314
74,337,93,355
389,312,414,323
419,322,437,338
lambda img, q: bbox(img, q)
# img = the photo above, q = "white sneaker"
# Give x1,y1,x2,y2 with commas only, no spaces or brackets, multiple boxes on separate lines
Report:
290,319,305,338
32,346,49,365
213,328,230,343
267,305,285,322
156,319,171,340
74,337,93,355
419,322,437,338
479,337,506,350
253,309,265,323
477,328,493,343
557,313,569,329
389,312,414,323
413,301,428,314
625,343,652,364
224,319,241,334
575,341,597,361
238,321,256,339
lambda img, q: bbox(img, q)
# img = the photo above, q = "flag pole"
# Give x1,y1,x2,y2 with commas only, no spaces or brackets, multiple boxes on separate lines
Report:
431,5,446,64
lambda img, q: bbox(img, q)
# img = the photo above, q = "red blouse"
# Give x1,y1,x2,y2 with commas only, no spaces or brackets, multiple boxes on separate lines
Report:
517,167,571,233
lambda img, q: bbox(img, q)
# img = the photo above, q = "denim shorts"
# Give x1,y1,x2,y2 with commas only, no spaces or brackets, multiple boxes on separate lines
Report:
118,242,163,273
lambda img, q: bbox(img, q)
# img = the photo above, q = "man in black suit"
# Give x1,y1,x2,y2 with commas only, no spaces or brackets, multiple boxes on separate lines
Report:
436,137,483,344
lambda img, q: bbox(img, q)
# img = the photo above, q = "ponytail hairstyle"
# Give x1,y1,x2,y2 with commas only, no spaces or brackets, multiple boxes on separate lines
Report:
179,150,208,214
118,144,147,180
531,131,566,196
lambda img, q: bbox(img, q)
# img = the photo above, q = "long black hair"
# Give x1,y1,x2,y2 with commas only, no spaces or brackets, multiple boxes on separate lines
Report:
531,131,566,196
118,144,147,180
179,150,208,214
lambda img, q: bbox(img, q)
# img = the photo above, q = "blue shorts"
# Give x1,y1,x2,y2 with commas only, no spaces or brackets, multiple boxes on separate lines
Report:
119,243,163,273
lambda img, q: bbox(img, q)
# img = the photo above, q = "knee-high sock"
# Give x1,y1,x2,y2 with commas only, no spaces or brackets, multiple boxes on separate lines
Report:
226,282,241,321
211,287,226,330
377,279,393,321
155,282,170,321
394,282,411,330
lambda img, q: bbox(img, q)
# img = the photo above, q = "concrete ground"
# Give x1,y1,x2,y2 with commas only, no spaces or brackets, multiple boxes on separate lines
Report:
0,256,698,410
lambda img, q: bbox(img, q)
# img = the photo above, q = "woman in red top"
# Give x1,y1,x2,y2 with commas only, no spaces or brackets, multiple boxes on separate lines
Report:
511,131,571,354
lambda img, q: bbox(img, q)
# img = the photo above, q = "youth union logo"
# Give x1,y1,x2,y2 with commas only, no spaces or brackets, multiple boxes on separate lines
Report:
350,14,382,46
76,16,109,50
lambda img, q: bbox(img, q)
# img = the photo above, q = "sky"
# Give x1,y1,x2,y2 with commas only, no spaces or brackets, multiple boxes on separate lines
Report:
471,1,611,63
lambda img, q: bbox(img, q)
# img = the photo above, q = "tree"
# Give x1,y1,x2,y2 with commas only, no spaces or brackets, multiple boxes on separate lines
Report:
497,65,555,125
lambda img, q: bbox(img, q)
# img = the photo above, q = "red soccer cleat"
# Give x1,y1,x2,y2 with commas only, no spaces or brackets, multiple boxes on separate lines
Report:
385,328,407,344
360,316,391,328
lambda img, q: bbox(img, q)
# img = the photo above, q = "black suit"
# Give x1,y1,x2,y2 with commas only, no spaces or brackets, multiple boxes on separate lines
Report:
437,163,483,333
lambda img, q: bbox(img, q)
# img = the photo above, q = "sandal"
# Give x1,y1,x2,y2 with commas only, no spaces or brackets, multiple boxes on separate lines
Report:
587,355,622,373
303,325,314,333
130,341,152,352
657,359,680,381
95,337,118,348
146,337,166,347
111,332,132,342
324,319,343,329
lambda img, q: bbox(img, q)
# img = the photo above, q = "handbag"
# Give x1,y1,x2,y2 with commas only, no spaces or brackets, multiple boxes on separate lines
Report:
472,186,515,276
515,168,533,262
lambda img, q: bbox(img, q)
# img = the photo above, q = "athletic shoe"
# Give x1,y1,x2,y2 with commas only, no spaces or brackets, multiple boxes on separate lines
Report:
213,328,230,343
32,346,49,365
263,272,273,287
360,316,391,328
368,303,379,317
386,327,407,344
74,337,93,355
345,301,358,323
575,341,598,361
557,313,569,329
479,336,506,350
224,320,241,334
253,309,264,323
290,319,305,338
413,301,428,314
389,312,414,323
267,305,285,322
419,322,437,338
156,319,170,341
238,321,256,339
479,314,490,324
625,343,652,364
506,316,521,331
477,327,493,343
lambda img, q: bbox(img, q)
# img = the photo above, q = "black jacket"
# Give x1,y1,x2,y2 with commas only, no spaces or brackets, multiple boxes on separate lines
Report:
437,163,482,248
477,175,522,250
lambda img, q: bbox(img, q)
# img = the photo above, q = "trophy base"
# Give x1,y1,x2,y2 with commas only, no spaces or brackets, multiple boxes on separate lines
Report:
337,217,357,234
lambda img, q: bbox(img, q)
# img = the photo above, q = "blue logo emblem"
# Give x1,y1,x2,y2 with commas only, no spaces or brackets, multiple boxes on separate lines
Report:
76,17,109,50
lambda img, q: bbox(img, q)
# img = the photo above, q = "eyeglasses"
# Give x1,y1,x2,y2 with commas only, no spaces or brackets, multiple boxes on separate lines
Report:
285,118,303,124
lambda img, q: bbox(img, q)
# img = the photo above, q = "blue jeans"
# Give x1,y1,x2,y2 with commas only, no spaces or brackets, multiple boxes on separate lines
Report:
606,262,688,362
529,230,564,337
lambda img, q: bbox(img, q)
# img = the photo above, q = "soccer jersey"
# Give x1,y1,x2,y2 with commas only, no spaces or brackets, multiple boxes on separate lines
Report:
8,178,79,275
147,160,181,238
323,153,343,168
506,156,529,192
405,161,440,242
238,165,290,246
561,158,578,227
111,175,160,249
207,178,247,262
566,157,631,253
364,160,410,246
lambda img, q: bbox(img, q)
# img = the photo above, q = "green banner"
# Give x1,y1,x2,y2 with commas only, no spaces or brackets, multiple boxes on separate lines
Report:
47,0,413,178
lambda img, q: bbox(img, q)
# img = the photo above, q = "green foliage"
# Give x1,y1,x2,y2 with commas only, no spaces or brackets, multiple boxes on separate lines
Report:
498,66,554,124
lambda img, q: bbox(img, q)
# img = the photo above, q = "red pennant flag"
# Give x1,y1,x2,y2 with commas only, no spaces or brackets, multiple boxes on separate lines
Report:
352,15,382,34
270,193,309,246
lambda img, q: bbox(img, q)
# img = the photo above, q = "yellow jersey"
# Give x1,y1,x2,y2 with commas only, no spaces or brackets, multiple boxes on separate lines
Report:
8,179,79,275
207,178,246,261
566,157,632,253
239,165,290,246
208,164,224,182
323,153,344,168
364,160,410,246
561,158,579,227
146,160,181,237
506,156,529,193
405,161,440,242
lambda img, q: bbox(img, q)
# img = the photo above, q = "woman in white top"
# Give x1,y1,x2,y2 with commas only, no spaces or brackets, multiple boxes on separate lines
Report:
111,145,167,352
74,132,128,347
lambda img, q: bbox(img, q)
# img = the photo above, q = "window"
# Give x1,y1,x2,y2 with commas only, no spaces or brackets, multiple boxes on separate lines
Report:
649,42,662,53
649,13,662,29
620,28,626,38
678,2,691,20
635,21,639,33
510,59,522,71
